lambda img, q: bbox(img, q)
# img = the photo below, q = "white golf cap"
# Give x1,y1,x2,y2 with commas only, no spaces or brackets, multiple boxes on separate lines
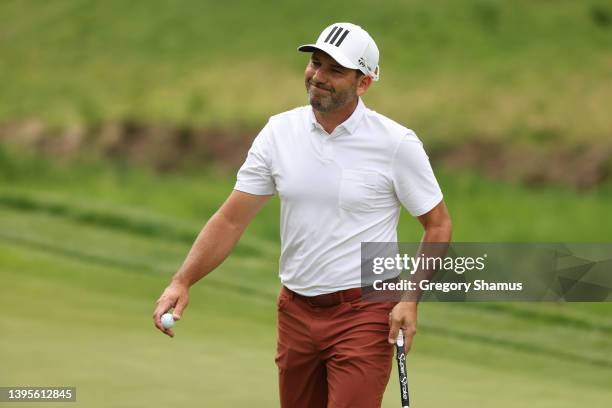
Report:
298,22,380,81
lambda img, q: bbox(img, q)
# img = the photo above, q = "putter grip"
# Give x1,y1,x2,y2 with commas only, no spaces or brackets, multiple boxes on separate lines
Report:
396,331,410,408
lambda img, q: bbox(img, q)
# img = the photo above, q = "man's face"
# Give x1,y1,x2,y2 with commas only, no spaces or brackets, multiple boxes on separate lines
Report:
304,50,365,113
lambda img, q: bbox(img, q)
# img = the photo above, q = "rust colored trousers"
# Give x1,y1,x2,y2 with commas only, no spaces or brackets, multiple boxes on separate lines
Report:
275,286,396,408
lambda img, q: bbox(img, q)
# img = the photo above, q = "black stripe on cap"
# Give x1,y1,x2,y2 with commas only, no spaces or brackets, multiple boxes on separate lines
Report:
324,26,338,43
335,30,349,46
330,27,343,45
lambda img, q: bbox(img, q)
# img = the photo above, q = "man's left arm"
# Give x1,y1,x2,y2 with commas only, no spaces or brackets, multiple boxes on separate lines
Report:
387,200,452,352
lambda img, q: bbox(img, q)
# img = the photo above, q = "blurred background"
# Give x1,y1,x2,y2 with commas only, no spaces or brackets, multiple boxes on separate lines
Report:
1,1,611,407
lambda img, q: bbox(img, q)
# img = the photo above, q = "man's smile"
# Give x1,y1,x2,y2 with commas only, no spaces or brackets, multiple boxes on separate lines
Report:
309,82,333,93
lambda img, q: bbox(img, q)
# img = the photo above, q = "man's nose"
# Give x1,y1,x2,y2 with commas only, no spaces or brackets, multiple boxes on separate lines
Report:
312,67,327,83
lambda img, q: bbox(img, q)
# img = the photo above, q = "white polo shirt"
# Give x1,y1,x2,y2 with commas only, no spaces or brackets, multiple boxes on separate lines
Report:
235,98,443,296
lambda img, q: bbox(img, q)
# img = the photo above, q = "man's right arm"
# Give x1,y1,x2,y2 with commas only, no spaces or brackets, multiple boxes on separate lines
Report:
153,190,272,337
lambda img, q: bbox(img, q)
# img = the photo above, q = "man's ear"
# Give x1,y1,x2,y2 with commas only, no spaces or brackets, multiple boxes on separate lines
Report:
356,75,373,97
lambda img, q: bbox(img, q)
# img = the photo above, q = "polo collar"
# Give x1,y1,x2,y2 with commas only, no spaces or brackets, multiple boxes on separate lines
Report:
309,98,366,135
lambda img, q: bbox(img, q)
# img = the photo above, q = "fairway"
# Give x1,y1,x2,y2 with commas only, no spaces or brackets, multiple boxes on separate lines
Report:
2,168,611,407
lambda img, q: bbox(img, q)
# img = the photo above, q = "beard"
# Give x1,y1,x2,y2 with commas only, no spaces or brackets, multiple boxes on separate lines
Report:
306,80,358,113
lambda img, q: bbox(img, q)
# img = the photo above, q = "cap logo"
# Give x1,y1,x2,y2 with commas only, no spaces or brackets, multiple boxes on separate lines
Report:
323,26,350,47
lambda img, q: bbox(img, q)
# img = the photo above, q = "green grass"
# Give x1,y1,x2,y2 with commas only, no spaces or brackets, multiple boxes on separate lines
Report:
1,159,612,406
2,148,611,242
1,0,611,144
3,236,611,408
2,2,611,405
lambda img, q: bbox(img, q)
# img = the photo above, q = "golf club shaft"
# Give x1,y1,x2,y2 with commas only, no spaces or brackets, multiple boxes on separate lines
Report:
396,331,410,408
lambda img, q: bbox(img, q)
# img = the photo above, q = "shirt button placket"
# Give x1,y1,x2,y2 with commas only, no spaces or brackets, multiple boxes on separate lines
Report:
321,137,333,161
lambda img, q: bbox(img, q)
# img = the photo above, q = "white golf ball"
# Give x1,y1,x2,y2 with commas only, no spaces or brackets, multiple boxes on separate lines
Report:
161,313,175,329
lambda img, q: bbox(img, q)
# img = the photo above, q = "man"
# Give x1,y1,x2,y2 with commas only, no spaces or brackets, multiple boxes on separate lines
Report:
153,22,452,407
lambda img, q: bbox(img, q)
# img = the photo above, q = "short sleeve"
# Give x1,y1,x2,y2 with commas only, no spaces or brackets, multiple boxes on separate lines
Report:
391,131,443,216
234,122,276,195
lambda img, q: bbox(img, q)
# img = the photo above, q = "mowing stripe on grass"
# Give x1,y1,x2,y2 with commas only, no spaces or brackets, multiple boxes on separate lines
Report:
0,191,271,257
423,324,612,369
0,231,277,300
462,302,612,335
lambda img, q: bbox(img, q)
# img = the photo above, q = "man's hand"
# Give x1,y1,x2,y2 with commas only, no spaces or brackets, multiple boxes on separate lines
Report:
153,282,189,338
388,302,418,353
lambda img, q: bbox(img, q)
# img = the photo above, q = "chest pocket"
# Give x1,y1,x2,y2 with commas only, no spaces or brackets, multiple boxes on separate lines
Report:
339,170,384,212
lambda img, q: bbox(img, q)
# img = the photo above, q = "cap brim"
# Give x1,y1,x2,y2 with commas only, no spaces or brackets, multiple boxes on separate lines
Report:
297,43,359,70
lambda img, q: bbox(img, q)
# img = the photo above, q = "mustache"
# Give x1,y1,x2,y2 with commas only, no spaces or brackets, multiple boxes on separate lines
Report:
308,80,333,92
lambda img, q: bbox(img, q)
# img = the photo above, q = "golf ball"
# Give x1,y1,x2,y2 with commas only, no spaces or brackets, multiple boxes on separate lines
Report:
161,313,175,329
